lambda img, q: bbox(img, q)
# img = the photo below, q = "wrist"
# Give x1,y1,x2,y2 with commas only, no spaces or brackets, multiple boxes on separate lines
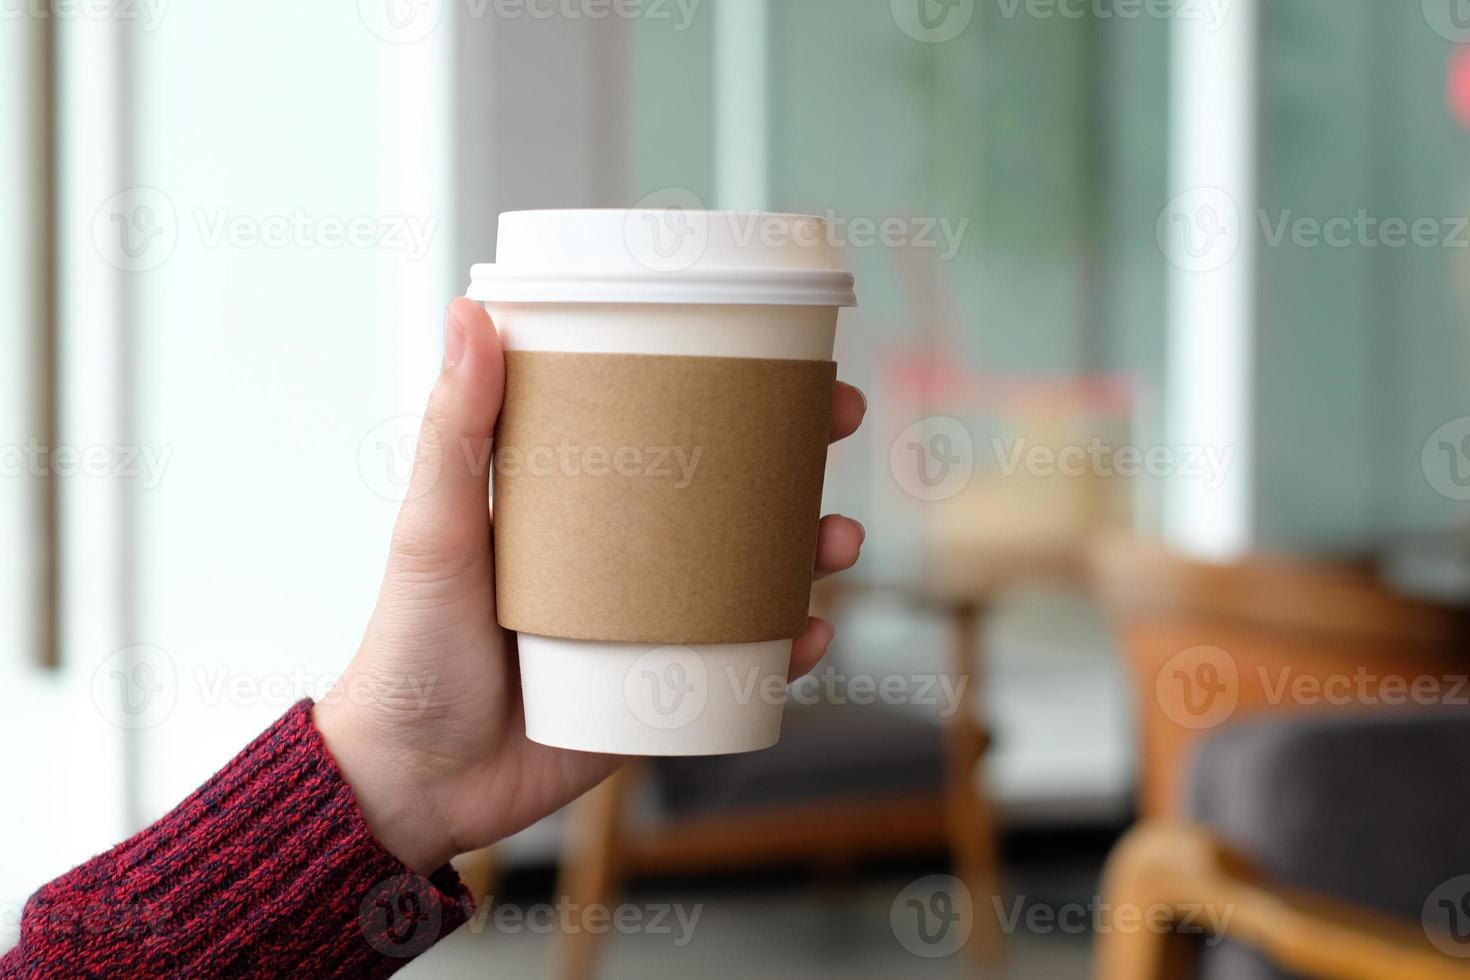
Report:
312,695,456,875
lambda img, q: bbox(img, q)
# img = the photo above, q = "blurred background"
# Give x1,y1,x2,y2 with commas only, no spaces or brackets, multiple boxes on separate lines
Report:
5,1,1470,977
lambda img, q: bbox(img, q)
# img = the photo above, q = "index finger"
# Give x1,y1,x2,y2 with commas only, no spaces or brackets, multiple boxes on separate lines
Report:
830,381,866,444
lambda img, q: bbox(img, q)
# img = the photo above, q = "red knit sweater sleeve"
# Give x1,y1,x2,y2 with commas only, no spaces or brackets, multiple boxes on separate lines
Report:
0,700,472,978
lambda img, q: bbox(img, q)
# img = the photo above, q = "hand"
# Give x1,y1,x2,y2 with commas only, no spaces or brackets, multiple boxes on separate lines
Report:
314,299,866,874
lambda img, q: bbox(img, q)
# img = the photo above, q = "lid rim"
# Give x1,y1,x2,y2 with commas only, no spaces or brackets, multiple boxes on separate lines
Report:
467,265,858,307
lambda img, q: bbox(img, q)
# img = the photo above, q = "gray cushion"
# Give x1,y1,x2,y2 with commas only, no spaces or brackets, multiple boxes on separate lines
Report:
1184,709,1470,980
650,705,945,818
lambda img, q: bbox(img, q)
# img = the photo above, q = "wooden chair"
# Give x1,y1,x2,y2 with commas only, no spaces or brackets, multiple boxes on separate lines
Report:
1090,535,1470,817
1097,821,1470,980
1096,709,1470,979
552,582,1003,980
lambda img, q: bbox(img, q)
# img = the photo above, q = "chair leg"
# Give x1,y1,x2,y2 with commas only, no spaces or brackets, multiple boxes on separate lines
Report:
1092,825,1208,980
944,600,1005,961
555,766,633,980
946,740,1005,963
452,845,500,906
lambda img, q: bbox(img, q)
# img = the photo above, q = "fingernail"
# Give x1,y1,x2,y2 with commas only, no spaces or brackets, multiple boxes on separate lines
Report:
444,307,466,367
852,517,866,543
854,385,868,415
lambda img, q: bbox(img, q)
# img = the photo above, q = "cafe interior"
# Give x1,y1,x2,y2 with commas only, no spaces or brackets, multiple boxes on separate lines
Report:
5,1,1470,977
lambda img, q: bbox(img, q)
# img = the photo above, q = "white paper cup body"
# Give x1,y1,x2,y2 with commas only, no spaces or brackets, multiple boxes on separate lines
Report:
470,210,854,756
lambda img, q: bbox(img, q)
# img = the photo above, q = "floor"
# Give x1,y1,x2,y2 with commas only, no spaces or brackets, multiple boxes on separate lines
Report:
406,833,1111,979
411,883,1093,979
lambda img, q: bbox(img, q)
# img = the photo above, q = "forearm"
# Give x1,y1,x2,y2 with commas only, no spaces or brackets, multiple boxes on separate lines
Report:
0,700,471,979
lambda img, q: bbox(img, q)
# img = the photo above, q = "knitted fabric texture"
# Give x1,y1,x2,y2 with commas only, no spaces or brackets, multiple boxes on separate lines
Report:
0,700,471,978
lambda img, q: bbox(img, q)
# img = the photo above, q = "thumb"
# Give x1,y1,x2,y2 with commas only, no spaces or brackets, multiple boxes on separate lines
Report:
391,298,505,568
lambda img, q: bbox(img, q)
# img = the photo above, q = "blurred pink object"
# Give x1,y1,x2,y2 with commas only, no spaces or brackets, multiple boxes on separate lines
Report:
1447,47,1470,128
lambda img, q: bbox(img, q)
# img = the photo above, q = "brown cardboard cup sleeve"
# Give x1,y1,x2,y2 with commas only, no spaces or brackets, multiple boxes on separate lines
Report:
492,351,836,645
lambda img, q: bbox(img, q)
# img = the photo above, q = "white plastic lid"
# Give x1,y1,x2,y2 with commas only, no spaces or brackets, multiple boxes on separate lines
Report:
468,209,858,307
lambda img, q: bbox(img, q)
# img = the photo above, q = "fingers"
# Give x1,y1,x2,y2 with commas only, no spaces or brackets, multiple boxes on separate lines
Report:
823,381,865,576
830,381,866,444
814,514,864,579
794,516,862,678
788,616,835,680
797,385,865,674
391,299,505,567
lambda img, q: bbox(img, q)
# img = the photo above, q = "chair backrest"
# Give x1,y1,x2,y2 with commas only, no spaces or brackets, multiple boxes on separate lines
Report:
1092,535,1470,652
1091,535,1470,816
1187,711,1470,980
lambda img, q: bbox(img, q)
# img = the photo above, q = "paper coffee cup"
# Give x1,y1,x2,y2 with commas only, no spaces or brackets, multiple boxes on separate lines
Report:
468,209,857,756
